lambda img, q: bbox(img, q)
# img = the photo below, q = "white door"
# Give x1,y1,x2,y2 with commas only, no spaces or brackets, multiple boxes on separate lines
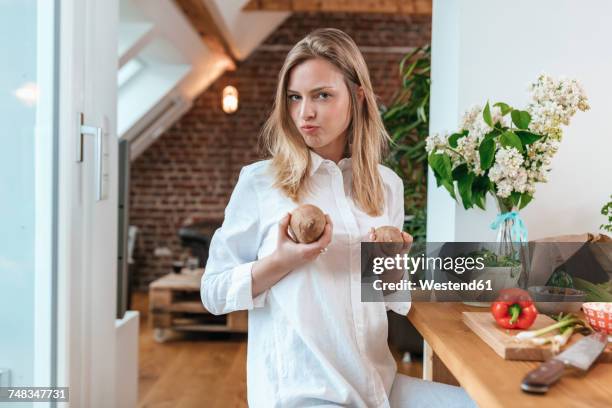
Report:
57,0,119,406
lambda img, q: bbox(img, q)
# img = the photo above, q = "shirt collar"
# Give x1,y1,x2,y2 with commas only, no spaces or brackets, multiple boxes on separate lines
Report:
308,149,352,177
338,156,352,170
308,149,325,177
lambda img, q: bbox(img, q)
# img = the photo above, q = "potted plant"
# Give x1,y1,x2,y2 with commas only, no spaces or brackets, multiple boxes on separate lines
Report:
381,46,431,244
463,248,522,306
380,47,431,354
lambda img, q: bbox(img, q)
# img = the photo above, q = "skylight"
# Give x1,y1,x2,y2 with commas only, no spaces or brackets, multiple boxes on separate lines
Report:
117,57,144,88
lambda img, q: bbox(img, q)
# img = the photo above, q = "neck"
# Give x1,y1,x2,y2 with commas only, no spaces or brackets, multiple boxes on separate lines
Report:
312,134,349,164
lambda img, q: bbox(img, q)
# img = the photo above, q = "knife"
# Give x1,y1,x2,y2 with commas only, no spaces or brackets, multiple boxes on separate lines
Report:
521,331,608,394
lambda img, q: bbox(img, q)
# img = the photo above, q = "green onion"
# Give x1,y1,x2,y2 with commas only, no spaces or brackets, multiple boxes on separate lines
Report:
551,326,574,353
515,314,580,341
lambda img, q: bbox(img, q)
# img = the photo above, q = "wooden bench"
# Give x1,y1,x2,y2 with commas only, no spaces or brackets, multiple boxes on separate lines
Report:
148,269,248,342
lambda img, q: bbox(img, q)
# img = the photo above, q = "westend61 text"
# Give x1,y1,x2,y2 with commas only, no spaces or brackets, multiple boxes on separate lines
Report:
372,279,493,292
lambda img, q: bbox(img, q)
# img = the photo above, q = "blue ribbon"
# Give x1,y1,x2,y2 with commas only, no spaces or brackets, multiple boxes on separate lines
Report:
490,211,528,242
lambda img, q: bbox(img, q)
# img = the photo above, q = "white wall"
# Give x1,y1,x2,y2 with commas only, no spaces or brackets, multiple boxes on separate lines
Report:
428,0,612,241
426,0,459,242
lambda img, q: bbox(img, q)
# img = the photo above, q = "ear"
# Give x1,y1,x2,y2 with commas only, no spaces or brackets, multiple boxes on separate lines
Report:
357,86,365,103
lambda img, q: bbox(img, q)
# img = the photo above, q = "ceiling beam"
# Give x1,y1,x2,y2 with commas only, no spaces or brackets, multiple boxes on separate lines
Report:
172,0,238,63
243,0,432,14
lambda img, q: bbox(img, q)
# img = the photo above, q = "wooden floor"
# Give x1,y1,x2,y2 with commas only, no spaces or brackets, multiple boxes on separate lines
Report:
133,292,422,407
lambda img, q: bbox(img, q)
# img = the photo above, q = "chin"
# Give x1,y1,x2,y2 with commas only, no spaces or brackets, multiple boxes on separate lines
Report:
302,134,325,148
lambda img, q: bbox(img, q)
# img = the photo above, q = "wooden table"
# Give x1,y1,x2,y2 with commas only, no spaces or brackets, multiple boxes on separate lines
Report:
407,303,612,408
149,270,247,342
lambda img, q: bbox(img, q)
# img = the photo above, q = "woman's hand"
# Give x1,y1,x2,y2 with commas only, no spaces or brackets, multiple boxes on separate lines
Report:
251,213,333,298
273,212,333,272
368,227,413,294
368,227,413,256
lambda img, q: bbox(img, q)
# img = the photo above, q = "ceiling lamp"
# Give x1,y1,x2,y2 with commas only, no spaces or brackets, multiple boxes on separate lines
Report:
222,85,238,114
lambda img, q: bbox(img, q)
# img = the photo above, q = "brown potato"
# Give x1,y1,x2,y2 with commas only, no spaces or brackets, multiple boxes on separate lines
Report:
374,226,404,255
289,204,327,244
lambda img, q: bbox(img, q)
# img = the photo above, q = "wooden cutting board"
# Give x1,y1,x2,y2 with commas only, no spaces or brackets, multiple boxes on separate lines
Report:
462,312,612,362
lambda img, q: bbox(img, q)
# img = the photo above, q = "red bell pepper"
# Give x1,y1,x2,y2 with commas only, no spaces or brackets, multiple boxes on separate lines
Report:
490,288,538,330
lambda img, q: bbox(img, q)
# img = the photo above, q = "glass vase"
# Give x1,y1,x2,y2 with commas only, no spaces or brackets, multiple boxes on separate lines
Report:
494,196,529,289
464,197,529,308
495,197,519,258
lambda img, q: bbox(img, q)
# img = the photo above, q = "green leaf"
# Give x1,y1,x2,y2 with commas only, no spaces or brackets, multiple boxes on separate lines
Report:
429,152,451,180
519,193,533,210
398,46,421,77
515,130,542,146
510,192,521,208
448,132,466,148
454,165,474,209
484,129,500,140
499,131,523,153
493,102,512,116
471,176,490,210
471,191,485,210
442,180,456,199
483,101,493,127
451,163,467,179
402,61,418,87
428,152,455,198
511,110,532,130
479,138,495,170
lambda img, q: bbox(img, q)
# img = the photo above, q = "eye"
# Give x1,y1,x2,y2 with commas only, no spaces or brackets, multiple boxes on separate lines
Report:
288,94,301,102
317,92,331,100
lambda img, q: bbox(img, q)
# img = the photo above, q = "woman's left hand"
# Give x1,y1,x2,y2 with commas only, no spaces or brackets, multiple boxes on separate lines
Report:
367,228,413,292
368,227,413,255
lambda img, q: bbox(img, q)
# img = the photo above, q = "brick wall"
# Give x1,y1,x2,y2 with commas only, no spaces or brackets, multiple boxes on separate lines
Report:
129,12,431,291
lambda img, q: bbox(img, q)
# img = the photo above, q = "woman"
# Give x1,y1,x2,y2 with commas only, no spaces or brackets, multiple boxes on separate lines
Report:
201,28,476,408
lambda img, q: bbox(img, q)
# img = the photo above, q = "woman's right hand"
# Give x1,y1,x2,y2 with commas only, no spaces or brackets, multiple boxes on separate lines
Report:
272,212,333,272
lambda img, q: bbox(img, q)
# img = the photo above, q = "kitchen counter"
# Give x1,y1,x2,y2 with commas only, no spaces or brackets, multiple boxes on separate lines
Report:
407,302,612,408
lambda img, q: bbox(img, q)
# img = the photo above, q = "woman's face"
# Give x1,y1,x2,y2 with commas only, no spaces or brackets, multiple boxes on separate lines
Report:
287,58,352,154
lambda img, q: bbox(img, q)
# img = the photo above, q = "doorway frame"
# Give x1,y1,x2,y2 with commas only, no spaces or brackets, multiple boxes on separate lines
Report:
55,0,120,406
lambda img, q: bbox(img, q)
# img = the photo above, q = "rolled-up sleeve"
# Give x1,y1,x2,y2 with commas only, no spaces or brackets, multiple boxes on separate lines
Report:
384,175,412,316
201,166,268,315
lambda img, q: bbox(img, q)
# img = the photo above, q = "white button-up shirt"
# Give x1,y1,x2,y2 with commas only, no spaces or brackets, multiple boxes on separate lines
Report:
201,150,411,407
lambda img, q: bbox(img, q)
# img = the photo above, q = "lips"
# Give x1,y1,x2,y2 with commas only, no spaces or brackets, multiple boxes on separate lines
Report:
300,125,320,133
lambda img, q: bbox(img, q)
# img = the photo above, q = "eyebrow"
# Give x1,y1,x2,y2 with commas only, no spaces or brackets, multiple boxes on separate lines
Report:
287,86,335,94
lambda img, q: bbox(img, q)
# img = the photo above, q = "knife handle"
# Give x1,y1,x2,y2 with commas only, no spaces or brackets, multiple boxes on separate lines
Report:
521,359,566,394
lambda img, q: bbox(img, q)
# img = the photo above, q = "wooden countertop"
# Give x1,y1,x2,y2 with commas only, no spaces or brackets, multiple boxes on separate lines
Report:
408,302,612,408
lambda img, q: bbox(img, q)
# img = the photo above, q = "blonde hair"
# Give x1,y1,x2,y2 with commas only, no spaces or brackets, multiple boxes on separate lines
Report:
260,28,390,216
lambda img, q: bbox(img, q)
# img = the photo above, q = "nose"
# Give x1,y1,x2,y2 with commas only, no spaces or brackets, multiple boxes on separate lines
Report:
299,99,316,121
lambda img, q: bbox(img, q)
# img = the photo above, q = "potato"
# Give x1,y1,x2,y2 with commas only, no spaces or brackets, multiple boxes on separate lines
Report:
374,226,404,255
289,204,326,243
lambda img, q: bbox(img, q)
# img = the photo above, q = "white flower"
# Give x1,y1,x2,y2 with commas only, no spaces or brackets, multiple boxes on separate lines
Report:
460,105,504,140
425,132,449,153
514,167,528,193
456,134,480,171
527,74,589,138
496,179,513,198
460,105,482,131
431,74,588,206
490,105,505,127
489,147,525,197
